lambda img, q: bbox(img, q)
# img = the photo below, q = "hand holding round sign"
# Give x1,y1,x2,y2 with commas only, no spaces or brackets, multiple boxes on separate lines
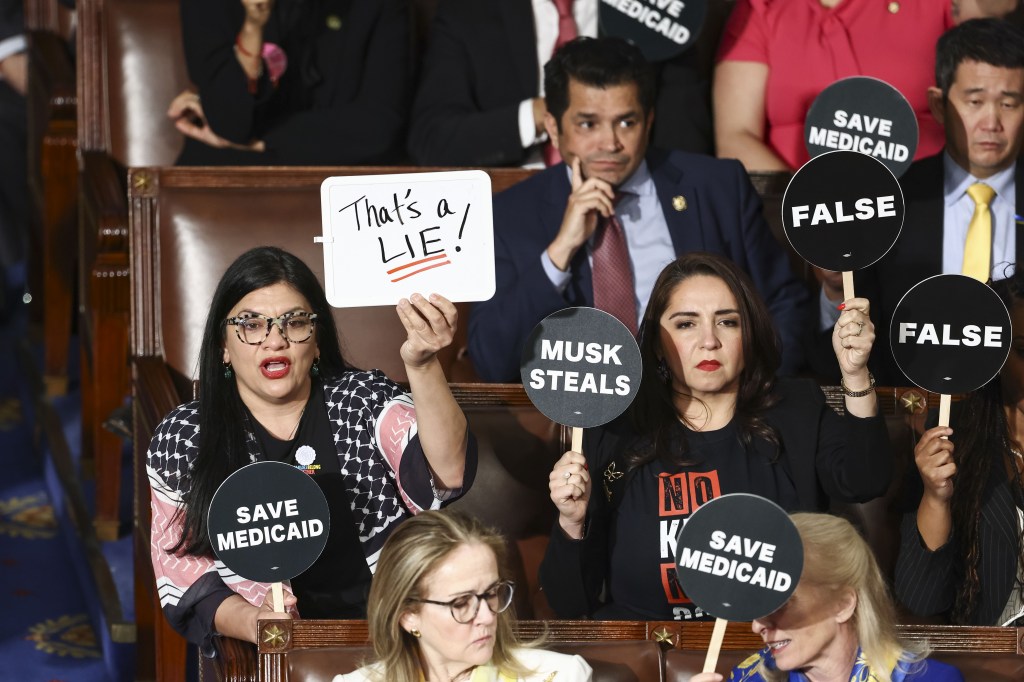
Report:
804,76,919,179
674,494,803,674
890,274,1011,427
782,150,904,301
521,306,642,453
208,461,331,614
598,0,707,62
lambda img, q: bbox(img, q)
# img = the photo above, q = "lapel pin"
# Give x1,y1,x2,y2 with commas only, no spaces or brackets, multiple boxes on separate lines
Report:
672,195,687,212
326,15,342,30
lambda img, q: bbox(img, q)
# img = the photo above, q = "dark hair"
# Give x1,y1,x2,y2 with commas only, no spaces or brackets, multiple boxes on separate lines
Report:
950,271,1024,622
935,18,1024,98
543,36,656,130
173,246,349,556
626,253,780,469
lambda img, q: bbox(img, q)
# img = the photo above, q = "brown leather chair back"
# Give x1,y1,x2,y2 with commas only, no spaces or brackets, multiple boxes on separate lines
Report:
664,649,749,681
79,0,188,163
130,166,536,391
551,641,664,682
287,645,374,682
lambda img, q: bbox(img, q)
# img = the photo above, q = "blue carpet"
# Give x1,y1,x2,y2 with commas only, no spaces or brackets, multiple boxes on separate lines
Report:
0,283,115,681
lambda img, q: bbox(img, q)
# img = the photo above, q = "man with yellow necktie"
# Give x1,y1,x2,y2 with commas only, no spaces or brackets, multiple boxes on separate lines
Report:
856,18,1024,385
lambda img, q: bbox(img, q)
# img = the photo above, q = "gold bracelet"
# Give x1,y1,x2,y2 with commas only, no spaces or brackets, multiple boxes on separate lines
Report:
841,371,875,398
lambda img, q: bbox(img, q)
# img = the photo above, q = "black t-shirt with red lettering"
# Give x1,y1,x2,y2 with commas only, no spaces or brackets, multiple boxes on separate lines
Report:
538,378,893,621
603,420,797,620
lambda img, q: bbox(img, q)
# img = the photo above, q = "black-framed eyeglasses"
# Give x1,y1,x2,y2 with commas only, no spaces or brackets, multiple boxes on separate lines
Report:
409,580,515,624
225,312,319,345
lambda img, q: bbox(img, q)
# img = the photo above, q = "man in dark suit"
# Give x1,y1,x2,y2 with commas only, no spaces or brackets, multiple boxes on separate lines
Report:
856,18,1024,385
406,0,728,167
468,37,808,382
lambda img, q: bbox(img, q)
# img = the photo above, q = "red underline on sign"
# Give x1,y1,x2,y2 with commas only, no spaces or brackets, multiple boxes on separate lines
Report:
390,259,452,282
387,253,449,275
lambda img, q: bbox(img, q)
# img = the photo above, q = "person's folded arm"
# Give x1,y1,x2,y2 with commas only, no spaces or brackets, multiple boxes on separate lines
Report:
712,60,790,172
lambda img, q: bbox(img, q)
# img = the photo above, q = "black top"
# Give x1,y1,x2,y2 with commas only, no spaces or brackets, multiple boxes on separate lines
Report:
539,377,892,620
602,419,798,620
249,383,371,618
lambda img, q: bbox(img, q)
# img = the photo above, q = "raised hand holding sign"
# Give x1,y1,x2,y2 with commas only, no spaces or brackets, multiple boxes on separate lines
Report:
890,274,1011,428
522,308,642,538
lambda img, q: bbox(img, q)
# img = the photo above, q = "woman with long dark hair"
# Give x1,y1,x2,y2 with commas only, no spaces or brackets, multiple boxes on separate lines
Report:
897,273,1024,625
147,246,476,656
539,252,891,620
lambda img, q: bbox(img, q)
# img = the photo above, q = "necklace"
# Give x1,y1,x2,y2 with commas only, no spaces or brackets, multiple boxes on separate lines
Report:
285,406,305,441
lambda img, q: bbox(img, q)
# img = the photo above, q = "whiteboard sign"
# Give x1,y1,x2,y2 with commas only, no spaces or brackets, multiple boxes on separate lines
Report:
318,171,495,308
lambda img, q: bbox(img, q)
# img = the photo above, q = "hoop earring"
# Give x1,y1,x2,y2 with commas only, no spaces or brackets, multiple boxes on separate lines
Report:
223,362,234,379
310,357,321,378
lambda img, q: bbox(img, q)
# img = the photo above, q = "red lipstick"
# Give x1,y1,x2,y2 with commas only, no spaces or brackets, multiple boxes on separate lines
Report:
260,356,291,379
696,360,721,371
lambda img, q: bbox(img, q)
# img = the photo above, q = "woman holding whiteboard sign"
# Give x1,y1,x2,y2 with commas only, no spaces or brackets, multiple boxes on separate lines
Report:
540,252,890,620
146,246,476,655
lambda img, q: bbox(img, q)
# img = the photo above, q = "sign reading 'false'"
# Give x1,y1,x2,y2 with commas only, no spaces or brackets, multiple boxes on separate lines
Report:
804,76,919,178
675,493,803,622
521,307,642,428
890,274,1011,394
208,461,331,583
318,171,494,308
782,150,904,272
599,0,707,62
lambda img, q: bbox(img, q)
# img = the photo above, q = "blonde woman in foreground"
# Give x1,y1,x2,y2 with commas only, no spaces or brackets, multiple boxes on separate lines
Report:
691,513,963,682
332,509,592,682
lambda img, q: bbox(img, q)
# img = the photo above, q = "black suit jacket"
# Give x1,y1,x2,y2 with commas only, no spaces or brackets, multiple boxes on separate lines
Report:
856,153,1024,385
178,0,411,165
468,149,810,382
894,405,1020,625
406,0,723,167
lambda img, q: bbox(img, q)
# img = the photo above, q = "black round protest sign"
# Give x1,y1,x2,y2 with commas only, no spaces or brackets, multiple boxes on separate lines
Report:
599,0,706,62
674,494,802,622
805,77,918,178
208,461,331,583
890,274,1011,394
782,150,904,272
521,307,642,428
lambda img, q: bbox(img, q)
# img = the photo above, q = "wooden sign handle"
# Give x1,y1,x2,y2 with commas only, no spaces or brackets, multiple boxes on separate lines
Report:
571,426,583,453
842,271,855,301
703,617,728,673
272,581,285,614
938,393,951,429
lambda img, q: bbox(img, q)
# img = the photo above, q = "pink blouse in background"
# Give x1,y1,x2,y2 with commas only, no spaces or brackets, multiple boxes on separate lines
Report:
717,0,954,170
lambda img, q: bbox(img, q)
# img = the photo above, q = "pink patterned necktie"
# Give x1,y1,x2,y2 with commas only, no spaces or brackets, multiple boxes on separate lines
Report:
591,195,637,335
543,0,577,166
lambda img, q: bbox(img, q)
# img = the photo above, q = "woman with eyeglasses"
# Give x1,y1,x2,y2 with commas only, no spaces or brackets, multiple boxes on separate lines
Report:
146,246,476,657
333,509,592,682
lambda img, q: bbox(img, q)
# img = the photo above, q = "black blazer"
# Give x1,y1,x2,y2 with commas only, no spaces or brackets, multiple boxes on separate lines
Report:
894,407,1020,624
178,0,411,165
406,0,722,167
856,153,1024,384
